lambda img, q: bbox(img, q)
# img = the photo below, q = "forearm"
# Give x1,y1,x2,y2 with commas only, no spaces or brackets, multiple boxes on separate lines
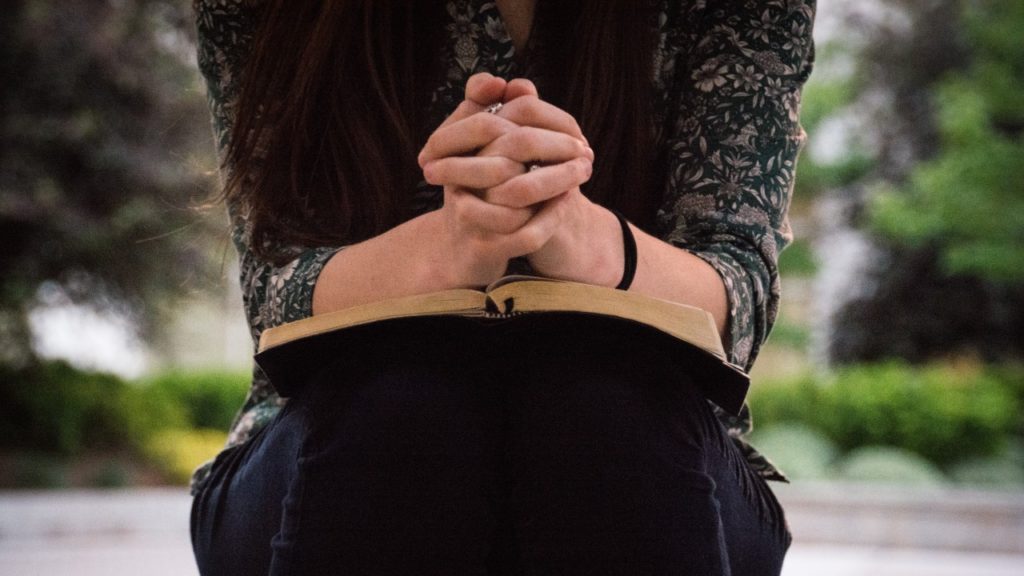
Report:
630,224,729,336
535,200,730,337
312,196,544,315
311,211,451,315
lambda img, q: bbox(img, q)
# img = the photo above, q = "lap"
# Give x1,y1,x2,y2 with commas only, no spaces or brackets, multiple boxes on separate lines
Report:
192,316,790,576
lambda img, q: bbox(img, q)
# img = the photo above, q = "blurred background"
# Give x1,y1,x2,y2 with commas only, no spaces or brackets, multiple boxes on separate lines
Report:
1,0,1022,574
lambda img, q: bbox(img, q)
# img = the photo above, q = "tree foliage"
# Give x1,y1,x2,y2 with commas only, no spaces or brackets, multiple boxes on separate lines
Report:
870,0,1024,283
0,0,218,360
816,0,1024,363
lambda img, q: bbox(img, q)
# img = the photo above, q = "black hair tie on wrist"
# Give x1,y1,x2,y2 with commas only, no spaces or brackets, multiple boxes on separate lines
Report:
609,209,637,291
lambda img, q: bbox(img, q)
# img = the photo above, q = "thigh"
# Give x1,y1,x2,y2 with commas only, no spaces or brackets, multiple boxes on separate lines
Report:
267,318,506,575
703,420,792,576
191,399,310,576
495,315,789,575
194,318,508,576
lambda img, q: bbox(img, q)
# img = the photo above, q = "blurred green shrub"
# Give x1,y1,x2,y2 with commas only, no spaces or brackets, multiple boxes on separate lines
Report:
949,456,1024,489
778,239,818,277
991,364,1024,436
0,360,245,461
90,462,132,488
836,446,947,486
140,370,248,431
764,320,811,350
144,428,228,484
750,361,1020,467
0,360,165,454
750,423,838,480
7,453,68,489
0,360,247,485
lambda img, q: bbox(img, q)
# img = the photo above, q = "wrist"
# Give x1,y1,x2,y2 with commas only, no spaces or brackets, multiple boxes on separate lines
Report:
409,210,459,291
588,204,627,288
529,200,621,287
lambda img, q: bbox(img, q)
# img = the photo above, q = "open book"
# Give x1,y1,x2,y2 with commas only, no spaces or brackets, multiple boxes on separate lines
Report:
255,276,749,415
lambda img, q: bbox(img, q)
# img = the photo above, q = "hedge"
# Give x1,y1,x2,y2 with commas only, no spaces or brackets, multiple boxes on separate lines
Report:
0,360,246,457
749,361,1022,467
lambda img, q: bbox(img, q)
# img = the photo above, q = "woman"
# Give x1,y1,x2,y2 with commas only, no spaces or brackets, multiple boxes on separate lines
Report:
190,0,815,574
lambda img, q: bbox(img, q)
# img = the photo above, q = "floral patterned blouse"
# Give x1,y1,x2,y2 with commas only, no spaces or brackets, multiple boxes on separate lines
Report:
191,0,816,493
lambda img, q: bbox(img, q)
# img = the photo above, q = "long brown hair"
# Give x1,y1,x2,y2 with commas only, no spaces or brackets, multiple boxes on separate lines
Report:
227,0,660,261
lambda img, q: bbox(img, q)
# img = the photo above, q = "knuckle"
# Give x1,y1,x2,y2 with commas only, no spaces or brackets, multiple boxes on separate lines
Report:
511,178,540,205
501,207,530,233
572,158,589,181
569,158,591,183
508,95,539,120
502,157,522,179
573,138,589,158
454,100,475,118
465,112,486,132
494,212,518,234
528,176,548,200
519,94,541,109
513,128,541,152
518,227,547,253
487,183,513,207
519,100,542,124
491,158,518,182
558,131,580,151
451,197,473,226
482,158,503,181
477,114,507,141
512,206,534,229
481,161,500,184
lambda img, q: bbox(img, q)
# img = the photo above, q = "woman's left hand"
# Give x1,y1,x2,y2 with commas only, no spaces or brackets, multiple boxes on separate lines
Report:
421,77,626,287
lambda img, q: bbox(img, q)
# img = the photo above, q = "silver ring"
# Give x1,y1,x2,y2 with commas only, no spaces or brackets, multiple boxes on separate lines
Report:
526,162,542,172
485,102,504,114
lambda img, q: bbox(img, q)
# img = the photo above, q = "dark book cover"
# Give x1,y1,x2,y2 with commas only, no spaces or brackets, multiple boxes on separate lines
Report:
255,313,749,416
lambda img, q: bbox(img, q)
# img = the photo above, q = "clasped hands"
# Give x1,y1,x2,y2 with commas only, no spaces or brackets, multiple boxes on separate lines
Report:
417,73,623,290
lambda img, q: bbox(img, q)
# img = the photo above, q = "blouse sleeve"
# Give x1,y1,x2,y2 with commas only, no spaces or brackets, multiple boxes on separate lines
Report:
656,0,815,370
194,0,343,346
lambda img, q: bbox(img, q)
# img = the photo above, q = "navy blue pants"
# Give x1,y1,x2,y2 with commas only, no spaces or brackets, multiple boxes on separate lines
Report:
192,316,790,575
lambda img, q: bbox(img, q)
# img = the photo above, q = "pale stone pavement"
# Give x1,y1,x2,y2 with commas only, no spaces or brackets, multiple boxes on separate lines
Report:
2,486,1023,575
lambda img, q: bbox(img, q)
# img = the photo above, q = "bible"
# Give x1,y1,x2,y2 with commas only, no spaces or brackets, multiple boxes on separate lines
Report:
255,276,750,415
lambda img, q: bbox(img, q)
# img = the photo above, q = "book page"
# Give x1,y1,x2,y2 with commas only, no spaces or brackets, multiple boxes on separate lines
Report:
258,289,488,352
487,280,726,359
